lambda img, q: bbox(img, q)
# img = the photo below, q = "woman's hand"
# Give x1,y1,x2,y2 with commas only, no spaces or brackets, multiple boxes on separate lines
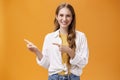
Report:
52,43,69,53
24,39,39,53
53,43,75,59
24,39,43,60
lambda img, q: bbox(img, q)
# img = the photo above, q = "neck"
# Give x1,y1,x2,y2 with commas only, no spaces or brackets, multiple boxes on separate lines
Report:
59,27,68,34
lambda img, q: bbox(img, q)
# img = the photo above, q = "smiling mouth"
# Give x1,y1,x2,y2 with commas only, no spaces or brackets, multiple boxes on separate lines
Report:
61,22,68,25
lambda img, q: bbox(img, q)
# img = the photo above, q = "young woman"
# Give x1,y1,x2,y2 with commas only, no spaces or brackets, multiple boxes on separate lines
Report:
24,3,89,80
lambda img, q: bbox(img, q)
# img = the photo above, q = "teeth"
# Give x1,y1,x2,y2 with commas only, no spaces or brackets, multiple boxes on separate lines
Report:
62,22,67,25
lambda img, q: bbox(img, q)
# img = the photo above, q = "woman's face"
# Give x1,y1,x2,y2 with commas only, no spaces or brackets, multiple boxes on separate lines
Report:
56,7,73,29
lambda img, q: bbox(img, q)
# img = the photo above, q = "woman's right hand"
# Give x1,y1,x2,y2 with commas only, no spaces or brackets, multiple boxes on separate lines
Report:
24,39,39,53
24,39,43,60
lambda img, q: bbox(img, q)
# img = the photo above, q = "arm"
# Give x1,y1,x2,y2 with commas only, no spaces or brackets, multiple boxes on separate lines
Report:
70,33,89,68
24,39,43,60
36,35,50,69
52,33,89,68
24,37,50,69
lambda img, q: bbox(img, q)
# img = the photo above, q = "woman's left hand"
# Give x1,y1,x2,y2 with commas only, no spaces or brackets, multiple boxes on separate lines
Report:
52,43,69,53
53,43,75,59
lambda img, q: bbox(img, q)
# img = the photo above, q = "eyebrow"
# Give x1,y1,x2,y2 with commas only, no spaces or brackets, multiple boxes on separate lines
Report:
59,13,72,15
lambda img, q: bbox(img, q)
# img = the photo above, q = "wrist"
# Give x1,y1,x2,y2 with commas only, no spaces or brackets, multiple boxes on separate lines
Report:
35,50,43,60
67,48,75,59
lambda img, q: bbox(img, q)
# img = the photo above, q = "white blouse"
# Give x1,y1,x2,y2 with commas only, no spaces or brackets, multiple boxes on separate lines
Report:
36,29,89,76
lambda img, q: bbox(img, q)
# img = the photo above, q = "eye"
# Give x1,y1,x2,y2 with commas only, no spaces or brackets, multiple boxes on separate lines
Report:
66,14,71,17
59,14,63,17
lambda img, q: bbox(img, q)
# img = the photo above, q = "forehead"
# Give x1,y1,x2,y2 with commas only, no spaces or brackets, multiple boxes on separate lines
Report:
58,7,72,15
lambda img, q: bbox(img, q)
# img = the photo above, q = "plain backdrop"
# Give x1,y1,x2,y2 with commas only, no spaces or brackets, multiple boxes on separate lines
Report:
0,0,120,80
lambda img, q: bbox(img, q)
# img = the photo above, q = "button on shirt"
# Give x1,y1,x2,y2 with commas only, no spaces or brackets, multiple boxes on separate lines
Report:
36,29,89,76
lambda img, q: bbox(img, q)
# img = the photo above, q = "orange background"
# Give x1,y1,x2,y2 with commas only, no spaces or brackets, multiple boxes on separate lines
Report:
0,0,120,80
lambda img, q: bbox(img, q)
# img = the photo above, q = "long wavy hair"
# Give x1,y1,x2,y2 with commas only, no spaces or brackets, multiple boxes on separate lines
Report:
54,3,76,51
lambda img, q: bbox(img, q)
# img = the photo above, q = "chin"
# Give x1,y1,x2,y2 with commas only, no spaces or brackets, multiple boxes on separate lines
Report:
61,24,69,28
61,26,68,28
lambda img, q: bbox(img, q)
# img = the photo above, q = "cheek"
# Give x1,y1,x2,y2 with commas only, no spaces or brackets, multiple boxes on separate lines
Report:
57,17,62,21
68,17,72,21
57,19,62,23
69,18,73,23
70,17,73,21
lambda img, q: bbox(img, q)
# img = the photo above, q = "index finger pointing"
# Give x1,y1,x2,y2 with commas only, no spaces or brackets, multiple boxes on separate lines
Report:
24,39,32,44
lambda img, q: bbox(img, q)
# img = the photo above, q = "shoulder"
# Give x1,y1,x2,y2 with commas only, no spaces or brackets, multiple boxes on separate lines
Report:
75,30,88,41
76,30,86,37
75,30,88,46
44,31,57,39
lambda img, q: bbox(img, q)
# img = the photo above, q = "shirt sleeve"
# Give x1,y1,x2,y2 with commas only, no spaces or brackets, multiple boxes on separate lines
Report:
70,33,89,68
36,34,50,69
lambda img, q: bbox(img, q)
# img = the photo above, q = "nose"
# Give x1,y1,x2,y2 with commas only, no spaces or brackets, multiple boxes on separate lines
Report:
63,16,67,21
